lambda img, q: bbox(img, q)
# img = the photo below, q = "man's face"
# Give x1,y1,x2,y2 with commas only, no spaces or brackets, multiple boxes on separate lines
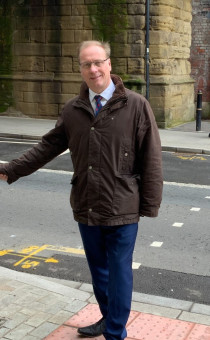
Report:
79,45,112,93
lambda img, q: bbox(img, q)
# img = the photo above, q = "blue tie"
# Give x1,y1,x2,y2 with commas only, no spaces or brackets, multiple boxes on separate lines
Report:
94,95,103,115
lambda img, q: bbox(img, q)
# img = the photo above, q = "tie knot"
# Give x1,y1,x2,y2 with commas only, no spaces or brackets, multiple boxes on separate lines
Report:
94,95,103,103
94,95,103,115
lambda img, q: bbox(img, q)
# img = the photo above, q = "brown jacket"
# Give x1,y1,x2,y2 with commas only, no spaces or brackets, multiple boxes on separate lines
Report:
0,75,163,226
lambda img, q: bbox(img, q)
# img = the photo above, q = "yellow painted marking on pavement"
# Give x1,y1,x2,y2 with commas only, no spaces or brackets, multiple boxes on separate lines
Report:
176,155,207,161
46,245,85,255
14,244,49,267
21,260,40,269
45,257,59,263
0,250,13,256
20,246,41,254
0,244,85,271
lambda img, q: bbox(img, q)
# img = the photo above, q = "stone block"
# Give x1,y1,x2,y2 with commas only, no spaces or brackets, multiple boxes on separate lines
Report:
17,102,38,115
44,57,73,72
13,91,24,101
3,323,34,340
112,58,127,74
44,5,71,16
49,310,73,324
128,4,145,15
111,44,131,57
150,45,190,59
46,30,74,43
3,312,28,329
112,32,128,44
83,16,93,29
150,31,180,46
28,6,44,17
25,311,53,327
60,16,83,29
42,82,61,93
179,311,210,326
128,58,145,75
126,0,145,3
72,59,80,73
13,57,44,72
14,43,61,57
72,5,89,16
13,81,41,93
30,321,58,338
152,0,184,10
128,30,145,44
150,5,181,19
62,43,81,57
127,15,145,29
38,104,59,117
59,0,85,4
23,92,70,104
30,30,46,43
62,82,81,94
75,30,93,42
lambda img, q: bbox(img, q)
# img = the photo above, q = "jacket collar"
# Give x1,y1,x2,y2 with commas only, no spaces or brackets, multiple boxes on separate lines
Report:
78,74,127,102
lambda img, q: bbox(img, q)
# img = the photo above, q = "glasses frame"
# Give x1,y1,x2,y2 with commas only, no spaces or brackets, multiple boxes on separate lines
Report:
79,57,110,70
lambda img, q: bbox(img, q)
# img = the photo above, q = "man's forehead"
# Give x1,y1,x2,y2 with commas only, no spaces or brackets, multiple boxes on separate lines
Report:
80,45,106,60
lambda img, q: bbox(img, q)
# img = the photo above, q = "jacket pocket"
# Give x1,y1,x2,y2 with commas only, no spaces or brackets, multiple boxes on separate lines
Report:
112,175,140,215
70,174,80,212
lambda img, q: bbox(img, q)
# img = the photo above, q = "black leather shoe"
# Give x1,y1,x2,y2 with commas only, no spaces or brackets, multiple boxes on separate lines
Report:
77,317,106,337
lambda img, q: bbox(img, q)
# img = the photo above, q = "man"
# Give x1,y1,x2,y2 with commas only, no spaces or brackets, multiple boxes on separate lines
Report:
0,40,163,340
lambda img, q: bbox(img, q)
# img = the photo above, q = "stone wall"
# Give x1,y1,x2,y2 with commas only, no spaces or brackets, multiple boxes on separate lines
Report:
0,0,195,127
190,0,210,118
149,0,195,127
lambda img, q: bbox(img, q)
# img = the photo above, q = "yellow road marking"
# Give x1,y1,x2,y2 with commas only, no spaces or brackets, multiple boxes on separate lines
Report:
45,257,59,263
14,245,49,267
176,155,207,161
46,245,85,255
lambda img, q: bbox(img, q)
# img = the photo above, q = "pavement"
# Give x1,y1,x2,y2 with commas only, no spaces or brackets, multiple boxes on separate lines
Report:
0,115,210,340
0,116,210,154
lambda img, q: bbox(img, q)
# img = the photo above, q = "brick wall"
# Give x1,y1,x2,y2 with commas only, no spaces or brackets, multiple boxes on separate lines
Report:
190,0,210,117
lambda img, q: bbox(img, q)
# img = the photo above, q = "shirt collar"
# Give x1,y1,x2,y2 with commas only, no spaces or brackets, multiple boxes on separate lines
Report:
89,80,116,104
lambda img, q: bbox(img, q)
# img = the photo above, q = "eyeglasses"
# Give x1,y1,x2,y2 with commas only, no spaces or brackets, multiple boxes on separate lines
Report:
80,58,109,70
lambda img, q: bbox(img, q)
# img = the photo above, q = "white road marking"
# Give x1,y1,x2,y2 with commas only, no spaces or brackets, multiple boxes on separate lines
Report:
173,222,184,227
132,262,141,270
150,241,163,247
0,162,210,190
59,150,70,156
190,207,201,211
205,196,210,199
163,181,210,189
39,169,74,175
0,141,38,144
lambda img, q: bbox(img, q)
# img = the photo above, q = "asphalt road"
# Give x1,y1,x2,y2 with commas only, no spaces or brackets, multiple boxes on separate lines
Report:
0,137,210,305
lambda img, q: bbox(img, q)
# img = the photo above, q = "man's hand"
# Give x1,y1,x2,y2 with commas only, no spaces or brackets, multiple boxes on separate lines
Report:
0,174,8,181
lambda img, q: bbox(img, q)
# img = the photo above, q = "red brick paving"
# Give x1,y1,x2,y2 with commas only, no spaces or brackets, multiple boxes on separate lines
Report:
45,304,210,340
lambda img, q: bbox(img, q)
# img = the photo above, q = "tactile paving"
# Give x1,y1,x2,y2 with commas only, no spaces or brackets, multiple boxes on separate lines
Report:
186,323,210,339
45,304,210,340
127,313,194,339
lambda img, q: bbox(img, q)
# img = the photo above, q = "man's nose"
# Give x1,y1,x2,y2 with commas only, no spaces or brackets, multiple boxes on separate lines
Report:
89,63,98,71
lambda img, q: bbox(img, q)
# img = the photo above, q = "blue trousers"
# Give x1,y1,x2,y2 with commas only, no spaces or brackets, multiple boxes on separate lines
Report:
78,222,138,340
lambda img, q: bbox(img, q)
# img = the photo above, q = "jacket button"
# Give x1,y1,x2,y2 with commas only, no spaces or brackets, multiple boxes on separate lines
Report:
125,153,128,157
89,208,92,212
89,166,93,170
91,127,95,130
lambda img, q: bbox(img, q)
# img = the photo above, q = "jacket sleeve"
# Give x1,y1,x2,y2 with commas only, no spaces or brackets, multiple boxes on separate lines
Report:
137,99,163,217
0,114,68,185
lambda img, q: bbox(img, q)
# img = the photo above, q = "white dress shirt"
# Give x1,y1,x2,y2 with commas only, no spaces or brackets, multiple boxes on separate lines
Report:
89,80,116,113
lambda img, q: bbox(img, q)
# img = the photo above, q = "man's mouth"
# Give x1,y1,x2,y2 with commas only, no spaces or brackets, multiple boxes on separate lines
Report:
90,75,101,80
